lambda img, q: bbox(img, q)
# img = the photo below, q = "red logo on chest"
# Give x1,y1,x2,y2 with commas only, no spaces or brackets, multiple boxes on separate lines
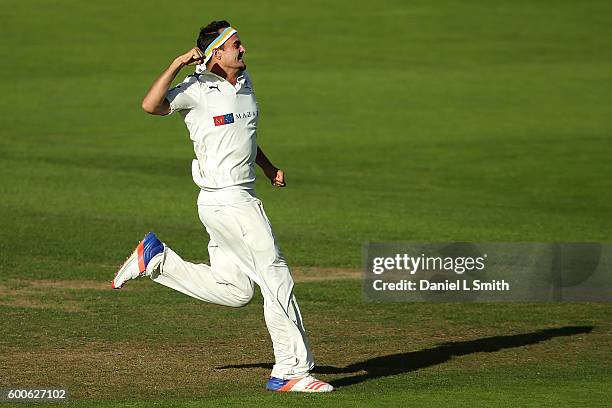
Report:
213,113,235,126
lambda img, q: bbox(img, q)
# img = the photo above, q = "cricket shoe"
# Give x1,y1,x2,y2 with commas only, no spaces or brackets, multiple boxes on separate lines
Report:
112,232,164,289
266,375,333,393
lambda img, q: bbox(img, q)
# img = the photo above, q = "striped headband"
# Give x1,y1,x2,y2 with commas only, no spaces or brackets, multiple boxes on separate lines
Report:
202,27,238,65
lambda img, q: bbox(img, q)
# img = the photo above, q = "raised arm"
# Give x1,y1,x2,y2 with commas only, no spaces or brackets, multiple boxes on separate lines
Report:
141,47,205,115
256,146,286,187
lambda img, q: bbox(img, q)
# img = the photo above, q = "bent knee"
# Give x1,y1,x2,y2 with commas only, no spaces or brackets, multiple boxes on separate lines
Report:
228,285,255,308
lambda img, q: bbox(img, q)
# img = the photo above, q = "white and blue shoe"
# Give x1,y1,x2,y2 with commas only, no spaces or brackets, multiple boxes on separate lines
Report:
266,375,333,392
112,232,164,289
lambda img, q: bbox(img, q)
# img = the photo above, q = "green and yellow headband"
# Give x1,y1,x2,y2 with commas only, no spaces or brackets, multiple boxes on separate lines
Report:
203,26,238,65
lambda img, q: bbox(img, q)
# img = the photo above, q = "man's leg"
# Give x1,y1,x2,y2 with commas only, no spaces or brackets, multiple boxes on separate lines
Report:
150,238,255,308
197,198,315,379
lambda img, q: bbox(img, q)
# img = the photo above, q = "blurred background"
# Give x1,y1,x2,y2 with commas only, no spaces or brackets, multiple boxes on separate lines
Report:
1,0,611,278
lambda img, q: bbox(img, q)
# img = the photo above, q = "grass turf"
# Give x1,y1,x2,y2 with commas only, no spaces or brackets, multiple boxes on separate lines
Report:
1,0,611,406
0,279,610,406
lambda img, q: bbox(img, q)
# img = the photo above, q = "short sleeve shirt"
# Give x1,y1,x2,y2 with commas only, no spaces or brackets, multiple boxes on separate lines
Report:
165,71,259,191
166,76,200,114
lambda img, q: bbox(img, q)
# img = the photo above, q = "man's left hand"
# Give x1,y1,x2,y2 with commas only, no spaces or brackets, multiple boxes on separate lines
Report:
270,169,286,187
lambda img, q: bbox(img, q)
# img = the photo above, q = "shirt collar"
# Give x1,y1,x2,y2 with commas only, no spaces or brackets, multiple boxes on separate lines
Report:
199,70,247,91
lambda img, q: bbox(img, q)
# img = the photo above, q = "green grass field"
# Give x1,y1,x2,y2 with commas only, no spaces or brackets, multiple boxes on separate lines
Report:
1,0,611,406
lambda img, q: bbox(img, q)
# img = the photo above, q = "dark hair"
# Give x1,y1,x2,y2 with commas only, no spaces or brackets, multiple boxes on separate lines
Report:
196,20,231,52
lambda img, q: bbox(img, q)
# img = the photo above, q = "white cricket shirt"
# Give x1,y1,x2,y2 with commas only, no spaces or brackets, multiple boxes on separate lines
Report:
166,70,258,192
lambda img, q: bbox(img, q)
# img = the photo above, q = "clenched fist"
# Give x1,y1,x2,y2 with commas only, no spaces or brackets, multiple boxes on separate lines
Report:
176,47,206,66
270,169,286,188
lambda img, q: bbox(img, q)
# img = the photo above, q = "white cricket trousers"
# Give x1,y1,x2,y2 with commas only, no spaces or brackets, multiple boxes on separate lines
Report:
149,189,314,379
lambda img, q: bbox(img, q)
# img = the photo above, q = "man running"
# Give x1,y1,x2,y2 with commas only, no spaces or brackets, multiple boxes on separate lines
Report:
112,20,333,393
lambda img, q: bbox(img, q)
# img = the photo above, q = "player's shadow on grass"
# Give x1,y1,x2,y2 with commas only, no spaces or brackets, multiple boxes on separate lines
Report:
218,326,593,388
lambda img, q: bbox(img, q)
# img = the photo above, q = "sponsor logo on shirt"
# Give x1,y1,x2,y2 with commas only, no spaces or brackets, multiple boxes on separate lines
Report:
213,113,235,126
235,110,258,119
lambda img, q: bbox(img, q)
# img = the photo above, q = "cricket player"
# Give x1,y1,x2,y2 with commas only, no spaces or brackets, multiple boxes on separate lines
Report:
112,20,333,393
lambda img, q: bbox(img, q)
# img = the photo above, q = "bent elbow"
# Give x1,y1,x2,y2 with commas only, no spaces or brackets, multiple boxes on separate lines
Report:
141,100,156,115
141,100,170,116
